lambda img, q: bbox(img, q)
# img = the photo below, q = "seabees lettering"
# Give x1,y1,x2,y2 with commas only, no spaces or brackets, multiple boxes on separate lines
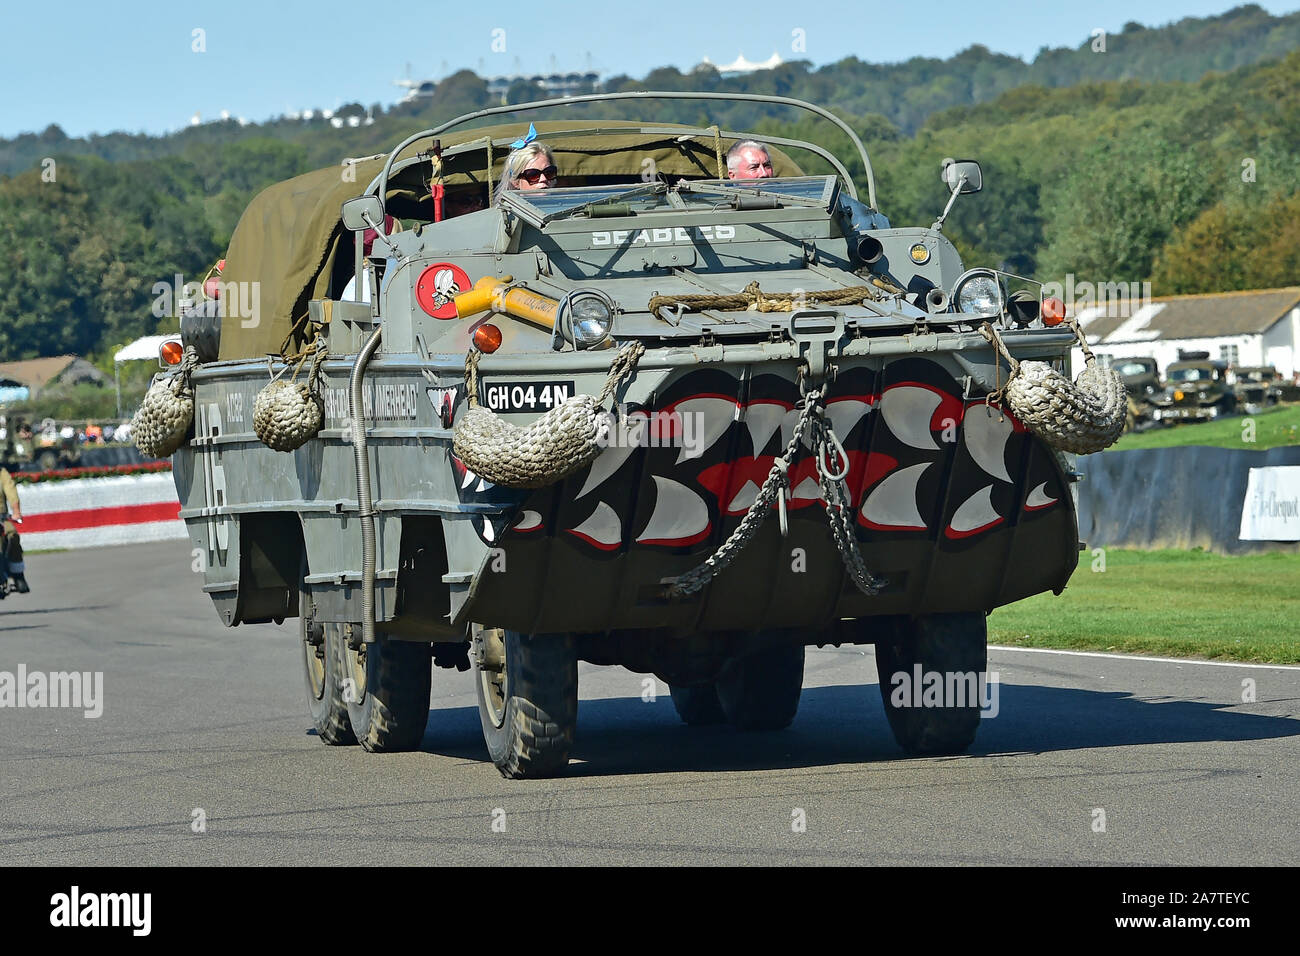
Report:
591,224,736,246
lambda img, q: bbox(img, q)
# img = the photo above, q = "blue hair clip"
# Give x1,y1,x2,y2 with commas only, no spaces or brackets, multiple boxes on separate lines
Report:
509,123,538,150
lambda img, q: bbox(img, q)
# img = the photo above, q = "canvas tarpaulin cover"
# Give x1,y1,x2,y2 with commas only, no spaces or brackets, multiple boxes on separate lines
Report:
217,121,804,360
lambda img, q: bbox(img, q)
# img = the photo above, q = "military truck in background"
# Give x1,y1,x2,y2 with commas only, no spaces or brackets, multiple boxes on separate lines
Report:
167,92,1091,778
1151,352,1236,423
1233,366,1283,411
1111,356,1161,431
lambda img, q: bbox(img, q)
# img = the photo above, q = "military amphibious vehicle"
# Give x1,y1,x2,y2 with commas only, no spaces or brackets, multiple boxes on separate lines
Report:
163,92,1100,777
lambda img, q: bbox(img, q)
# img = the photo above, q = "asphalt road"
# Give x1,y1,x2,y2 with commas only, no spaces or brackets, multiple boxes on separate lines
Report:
2,540,1297,866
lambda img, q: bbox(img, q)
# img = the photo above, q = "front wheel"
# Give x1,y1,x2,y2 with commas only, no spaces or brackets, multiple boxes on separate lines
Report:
339,631,432,753
875,613,987,756
474,627,578,779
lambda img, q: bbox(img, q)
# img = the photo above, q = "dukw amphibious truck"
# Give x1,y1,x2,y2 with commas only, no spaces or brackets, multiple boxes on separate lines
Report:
164,93,1098,777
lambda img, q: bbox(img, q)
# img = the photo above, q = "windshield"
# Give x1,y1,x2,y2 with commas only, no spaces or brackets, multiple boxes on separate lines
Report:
503,175,839,225
1168,367,1212,382
1115,361,1154,377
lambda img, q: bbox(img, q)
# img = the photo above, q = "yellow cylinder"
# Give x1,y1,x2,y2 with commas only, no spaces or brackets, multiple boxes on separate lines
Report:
453,275,558,331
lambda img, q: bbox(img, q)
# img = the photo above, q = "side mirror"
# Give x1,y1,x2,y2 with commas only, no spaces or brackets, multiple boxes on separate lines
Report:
941,158,983,194
341,195,385,233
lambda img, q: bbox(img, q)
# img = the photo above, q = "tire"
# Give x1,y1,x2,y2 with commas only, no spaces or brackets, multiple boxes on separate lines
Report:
474,629,578,779
300,580,356,745
875,613,987,756
714,641,804,731
339,632,432,753
669,683,726,726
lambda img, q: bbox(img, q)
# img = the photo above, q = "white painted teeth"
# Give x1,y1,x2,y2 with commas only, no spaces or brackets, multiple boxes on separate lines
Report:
480,519,496,543
743,401,788,454
461,467,478,490
861,462,930,529
1025,482,1057,510
881,386,941,450
636,476,709,544
824,399,872,441
949,485,1001,535
672,397,737,463
514,510,543,532
568,501,622,549
964,405,1013,481
790,476,821,501
576,412,645,498
728,480,761,513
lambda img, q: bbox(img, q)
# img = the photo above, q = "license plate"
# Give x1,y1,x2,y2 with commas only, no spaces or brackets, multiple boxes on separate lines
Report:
481,380,576,412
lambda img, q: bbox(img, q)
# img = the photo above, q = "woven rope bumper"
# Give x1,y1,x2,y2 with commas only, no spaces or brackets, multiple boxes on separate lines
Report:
253,338,328,453
452,342,645,490
131,347,199,459
981,321,1127,455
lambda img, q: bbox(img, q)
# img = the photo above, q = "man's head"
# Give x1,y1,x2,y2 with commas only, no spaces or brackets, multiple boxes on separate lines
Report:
726,140,774,180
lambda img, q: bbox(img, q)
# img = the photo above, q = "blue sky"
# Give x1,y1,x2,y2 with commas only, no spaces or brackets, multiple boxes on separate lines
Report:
2,0,1296,138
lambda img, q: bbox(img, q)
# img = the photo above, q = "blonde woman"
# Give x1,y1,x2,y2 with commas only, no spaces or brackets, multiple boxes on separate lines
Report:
494,127,558,204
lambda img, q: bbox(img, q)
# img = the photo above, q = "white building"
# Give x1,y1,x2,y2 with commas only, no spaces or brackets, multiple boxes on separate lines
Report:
1071,286,1300,379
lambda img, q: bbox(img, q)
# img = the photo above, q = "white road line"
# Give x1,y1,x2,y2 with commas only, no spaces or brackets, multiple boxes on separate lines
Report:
987,645,1300,671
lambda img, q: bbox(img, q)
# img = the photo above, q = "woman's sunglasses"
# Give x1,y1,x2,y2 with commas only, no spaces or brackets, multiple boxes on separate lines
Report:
516,165,558,184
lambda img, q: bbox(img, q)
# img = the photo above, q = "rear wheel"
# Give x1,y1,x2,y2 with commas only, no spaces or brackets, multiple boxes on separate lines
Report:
669,683,726,726
714,640,804,731
875,613,987,756
300,580,355,746
339,631,432,753
474,627,578,779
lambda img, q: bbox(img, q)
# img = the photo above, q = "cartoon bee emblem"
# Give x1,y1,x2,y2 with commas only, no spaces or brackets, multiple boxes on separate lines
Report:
415,262,472,319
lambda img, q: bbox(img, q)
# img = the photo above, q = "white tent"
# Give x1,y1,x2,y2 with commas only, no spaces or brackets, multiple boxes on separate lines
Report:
114,335,173,364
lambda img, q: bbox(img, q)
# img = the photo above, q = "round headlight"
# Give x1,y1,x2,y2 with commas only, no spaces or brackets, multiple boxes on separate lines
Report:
557,290,615,349
954,272,1004,316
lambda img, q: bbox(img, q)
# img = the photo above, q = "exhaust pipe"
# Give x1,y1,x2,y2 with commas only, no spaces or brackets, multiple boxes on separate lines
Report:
349,324,384,646
925,288,950,313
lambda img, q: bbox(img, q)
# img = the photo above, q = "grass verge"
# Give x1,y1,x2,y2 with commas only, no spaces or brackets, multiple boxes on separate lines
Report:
988,549,1300,664
1112,402,1300,451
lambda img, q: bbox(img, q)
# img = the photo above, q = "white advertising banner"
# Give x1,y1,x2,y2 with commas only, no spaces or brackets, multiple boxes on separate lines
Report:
1239,466,1300,541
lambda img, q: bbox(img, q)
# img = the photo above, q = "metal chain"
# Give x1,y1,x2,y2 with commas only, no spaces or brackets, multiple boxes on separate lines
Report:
664,381,887,599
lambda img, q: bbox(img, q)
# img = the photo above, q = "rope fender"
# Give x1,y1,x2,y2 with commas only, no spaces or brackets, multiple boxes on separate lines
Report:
980,320,1127,456
451,341,646,489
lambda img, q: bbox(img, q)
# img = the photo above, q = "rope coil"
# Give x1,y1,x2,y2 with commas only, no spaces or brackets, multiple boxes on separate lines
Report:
452,341,646,489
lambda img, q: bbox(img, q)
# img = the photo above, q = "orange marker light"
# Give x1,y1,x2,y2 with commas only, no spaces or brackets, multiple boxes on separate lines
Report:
160,340,184,365
473,324,502,354
1041,296,1066,326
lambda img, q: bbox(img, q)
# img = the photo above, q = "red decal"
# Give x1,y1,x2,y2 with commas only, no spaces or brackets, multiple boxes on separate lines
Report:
416,263,471,319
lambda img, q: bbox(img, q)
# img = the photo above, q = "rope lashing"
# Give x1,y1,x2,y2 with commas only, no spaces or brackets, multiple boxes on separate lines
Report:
452,341,646,489
648,280,882,316
979,319,1127,455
